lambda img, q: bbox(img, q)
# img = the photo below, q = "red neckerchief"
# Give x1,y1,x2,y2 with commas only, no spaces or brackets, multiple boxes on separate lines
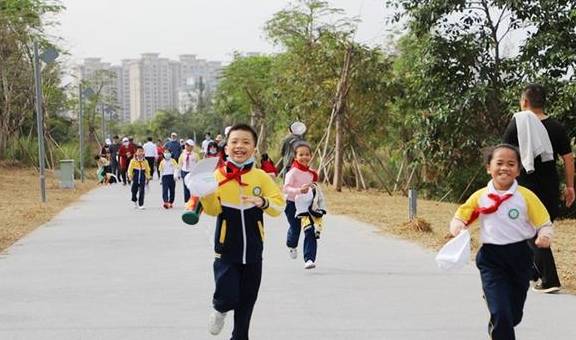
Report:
218,161,252,187
291,160,318,182
466,193,513,225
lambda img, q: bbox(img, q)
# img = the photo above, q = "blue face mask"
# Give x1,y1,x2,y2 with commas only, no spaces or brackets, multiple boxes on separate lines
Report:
163,153,171,160
229,156,255,168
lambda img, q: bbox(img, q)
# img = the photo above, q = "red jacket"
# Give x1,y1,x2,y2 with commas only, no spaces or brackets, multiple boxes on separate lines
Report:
118,143,136,170
261,159,277,175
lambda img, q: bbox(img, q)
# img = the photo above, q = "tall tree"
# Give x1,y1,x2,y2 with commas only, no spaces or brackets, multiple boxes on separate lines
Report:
387,0,576,199
0,0,65,160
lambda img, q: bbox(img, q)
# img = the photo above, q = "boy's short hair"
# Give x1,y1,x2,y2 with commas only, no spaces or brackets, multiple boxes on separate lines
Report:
135,145,144,151
484,143,521,165
226,123,258,145
522,83,546,109
147,136,153,141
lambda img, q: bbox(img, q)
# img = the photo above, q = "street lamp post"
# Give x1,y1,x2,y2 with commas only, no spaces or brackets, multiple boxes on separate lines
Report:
101,104,105,142
32,41,47,202
79,82,85,183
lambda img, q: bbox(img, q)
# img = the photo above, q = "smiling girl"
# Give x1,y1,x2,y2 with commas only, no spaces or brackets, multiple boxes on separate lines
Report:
449,144,553,340
283,141,321,269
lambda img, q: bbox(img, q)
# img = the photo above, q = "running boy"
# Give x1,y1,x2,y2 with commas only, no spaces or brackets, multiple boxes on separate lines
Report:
128,146,151,210
450,144,553,340
159,150,178,209
283,141,321,269
199,123,285,339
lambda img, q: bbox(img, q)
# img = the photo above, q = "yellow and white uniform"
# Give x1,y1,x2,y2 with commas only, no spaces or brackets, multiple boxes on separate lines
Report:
455,180,552,244
200,163,285,264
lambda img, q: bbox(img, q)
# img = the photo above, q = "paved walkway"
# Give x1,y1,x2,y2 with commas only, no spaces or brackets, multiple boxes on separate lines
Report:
0,182,575,339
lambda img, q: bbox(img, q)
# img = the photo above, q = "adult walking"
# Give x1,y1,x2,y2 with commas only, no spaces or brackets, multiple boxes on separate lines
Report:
143,137,157,178
276,121,306,178
109,135,120,178
118,137,136,185
503,83,575,293
201,132,212,158
164,132,182,161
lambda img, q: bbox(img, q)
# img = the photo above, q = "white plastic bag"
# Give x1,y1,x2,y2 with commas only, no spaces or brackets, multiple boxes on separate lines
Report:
184,157,219,197
435,230,471,271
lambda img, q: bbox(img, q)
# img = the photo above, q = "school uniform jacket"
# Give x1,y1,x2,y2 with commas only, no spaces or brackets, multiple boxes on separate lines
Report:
127,158,151,185
159,158,178,176
200,163,285,264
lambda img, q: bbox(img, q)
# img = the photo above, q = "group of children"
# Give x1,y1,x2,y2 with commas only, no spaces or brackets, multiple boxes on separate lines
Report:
196,125,555,340
116,138,206,210
108,109,556,339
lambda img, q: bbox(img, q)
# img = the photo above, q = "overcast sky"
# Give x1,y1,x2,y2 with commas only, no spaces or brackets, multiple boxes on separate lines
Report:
49,0,396,66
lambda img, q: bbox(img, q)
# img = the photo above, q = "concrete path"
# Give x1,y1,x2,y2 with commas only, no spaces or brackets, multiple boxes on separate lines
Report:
1,181,575,340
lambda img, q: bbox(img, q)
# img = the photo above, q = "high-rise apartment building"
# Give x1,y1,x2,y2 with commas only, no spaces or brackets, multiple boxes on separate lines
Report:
77,53,222,123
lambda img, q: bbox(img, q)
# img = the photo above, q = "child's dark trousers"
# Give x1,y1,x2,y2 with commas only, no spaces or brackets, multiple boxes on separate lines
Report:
161,175,175,203
476,240,532,340
285,201,317,262
213,259,262,340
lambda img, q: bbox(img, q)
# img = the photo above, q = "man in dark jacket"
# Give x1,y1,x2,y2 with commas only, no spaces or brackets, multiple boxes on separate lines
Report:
164,132,182,160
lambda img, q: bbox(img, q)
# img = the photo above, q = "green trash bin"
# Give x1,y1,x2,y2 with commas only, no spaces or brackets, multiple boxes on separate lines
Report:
59,159,75,189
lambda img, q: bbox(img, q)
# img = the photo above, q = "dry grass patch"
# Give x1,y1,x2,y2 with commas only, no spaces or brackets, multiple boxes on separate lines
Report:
0,163,97,252
323,186,576,294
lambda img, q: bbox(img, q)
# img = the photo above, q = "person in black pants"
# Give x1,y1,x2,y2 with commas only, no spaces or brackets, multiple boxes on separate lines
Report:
158,150,177,209
127,146,151,210
199,124,286,340
503,83,575,293
143,136,157,179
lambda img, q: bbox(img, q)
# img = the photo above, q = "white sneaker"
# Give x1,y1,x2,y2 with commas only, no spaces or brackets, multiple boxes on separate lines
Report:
138,205,145,210
208,310,226,335
133,202,138,209
288,247,297,259
304,260,316,269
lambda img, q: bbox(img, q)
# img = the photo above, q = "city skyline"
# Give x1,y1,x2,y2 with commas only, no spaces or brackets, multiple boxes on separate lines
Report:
77,53,223,123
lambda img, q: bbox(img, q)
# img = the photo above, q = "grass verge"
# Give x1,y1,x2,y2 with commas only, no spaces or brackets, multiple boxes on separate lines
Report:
0,163,97,252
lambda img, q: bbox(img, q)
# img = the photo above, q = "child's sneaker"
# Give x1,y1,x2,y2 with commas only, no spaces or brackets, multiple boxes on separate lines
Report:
169,203,174,208
304,260,316,269
138,205,145,210
208,310,226,335
288,248,297,259
133,202,138,209
163,202,169,209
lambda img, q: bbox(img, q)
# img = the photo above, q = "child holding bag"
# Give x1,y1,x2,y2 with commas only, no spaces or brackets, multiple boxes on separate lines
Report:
283,141,323,269
449,144,553,340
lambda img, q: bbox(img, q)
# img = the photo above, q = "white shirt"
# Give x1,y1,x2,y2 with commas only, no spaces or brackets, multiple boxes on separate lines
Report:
179,151,197,172
455,180,551,245
201,138,212,154
143,141,157,158
160,159,178,176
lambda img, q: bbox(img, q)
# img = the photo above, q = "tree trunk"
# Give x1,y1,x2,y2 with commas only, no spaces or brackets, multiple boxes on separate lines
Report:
331,47,353,192
258,120,267,154
332,107,343,191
